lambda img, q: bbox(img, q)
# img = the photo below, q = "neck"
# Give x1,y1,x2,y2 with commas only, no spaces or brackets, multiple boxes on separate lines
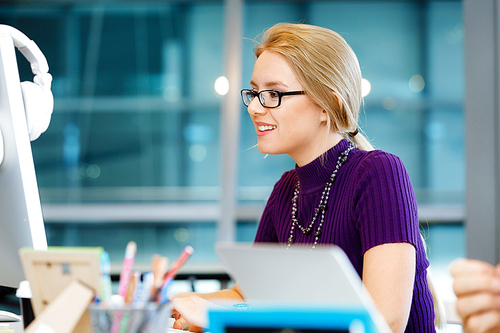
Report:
292,132,344,167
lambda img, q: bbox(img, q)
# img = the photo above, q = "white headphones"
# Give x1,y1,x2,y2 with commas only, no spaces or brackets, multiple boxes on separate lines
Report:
0,24,54,142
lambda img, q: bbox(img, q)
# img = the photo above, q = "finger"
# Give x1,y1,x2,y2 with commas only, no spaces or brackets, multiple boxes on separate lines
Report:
189,325,204,333
456,293,500,319
173,319,182,330
171,309,180,320
453,275,500,296
171,296,209,328
464,310,500,333
450,258,496,277
173,317,190,330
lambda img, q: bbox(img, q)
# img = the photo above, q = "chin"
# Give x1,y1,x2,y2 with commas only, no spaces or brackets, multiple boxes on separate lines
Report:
257,147,268,154
257,146,280,156
257,139,286,156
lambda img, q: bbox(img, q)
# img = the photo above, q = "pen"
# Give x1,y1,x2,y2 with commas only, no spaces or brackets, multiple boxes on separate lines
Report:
117,241,137,298
149,245,194,302
118,274,134,333
132,270,144,304
125,270,139,304
111,241,137,333
150,254,168,300
118,271,140,333
138,246,195,332
99,251,112,306
159,277,175,304
161,245,194,288
139,271,154,303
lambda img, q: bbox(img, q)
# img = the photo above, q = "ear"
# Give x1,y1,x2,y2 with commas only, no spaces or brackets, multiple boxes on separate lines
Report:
321,90,342,122
320,91,342,123
332,91,342,109
320,108,328,123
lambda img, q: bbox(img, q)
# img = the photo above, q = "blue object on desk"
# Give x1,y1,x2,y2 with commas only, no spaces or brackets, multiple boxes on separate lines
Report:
208,305,381,333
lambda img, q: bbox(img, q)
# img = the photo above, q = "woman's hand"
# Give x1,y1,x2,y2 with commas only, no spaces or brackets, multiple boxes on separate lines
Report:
171,295,212,332
450,258,500,333
170,285,245,332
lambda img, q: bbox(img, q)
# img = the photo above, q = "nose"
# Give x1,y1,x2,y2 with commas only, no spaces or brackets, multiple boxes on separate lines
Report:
247,97,267,116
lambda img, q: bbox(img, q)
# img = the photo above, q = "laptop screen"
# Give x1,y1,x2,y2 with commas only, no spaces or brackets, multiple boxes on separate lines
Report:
213,242,391,333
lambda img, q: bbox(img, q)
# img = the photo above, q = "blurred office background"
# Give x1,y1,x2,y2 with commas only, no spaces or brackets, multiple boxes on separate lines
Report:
1,0,465,327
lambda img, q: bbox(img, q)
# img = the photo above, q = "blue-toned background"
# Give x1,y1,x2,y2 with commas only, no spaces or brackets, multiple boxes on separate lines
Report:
0,2,464,330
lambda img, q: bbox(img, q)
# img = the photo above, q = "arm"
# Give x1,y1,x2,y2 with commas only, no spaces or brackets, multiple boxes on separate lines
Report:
352,152,422,332
171,284,244,331
450,258,500,333
173,283,244,301
171,174,281,331
362,242,415,333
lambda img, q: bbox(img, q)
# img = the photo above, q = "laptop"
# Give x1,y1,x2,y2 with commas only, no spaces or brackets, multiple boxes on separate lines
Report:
214,242,391,333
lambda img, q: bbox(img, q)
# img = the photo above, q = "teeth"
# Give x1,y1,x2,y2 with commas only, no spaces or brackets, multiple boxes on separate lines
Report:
258,125,277,131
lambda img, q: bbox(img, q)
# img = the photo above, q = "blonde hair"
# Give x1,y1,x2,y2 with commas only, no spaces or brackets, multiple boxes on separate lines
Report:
254,23,373,151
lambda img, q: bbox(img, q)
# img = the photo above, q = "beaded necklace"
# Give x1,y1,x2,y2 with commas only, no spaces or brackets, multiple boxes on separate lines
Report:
286,143,355,249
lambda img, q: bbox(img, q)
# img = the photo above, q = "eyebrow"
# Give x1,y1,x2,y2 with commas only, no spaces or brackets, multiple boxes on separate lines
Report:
249,80,289,89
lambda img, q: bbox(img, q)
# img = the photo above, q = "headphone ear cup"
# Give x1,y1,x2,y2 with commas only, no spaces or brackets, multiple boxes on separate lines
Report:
20,80,54,141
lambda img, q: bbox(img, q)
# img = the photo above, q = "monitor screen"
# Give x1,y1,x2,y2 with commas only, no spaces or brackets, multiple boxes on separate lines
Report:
0,31,47,289
226,328,350,333
209,307,381,333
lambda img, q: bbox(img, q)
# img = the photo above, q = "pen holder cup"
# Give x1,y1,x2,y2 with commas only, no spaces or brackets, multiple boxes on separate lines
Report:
88,302,172,333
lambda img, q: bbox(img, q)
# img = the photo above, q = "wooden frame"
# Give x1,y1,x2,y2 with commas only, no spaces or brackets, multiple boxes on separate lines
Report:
19,247,103,316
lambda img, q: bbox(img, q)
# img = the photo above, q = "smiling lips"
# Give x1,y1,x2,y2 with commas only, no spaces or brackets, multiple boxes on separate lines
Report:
258,125,277,131
256,124,277,136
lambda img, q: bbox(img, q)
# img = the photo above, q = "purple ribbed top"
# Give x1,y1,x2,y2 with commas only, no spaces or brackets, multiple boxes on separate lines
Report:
254,139,436,332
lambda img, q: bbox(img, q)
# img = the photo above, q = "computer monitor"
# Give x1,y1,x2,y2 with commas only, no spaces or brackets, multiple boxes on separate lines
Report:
0,30,48,289
208,306,381,333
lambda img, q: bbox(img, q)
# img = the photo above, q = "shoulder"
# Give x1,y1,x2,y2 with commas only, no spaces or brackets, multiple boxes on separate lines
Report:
352,149,409,179
271,169,298,194
263,169,297,209
348,149,414,197
257,169,297,240
356,149,405,168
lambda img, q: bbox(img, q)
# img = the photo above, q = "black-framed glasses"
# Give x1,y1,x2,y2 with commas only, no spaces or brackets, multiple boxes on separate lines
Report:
240,89,306,108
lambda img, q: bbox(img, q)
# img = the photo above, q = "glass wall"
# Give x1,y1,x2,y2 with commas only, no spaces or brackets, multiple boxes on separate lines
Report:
240,1,464,203
0,0,464,302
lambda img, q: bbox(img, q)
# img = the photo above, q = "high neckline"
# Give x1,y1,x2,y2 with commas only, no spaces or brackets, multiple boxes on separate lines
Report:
294,139,350,194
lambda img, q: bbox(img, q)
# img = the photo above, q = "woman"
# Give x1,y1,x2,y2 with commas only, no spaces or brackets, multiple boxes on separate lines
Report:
172,23,436,333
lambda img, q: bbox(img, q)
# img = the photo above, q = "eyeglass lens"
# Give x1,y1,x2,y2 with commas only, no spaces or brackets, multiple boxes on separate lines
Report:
241,90,280,108
242,90,253,106
260,91,280,107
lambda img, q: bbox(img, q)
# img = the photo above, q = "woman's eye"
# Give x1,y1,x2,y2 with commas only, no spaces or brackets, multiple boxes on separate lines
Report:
269,91,279,98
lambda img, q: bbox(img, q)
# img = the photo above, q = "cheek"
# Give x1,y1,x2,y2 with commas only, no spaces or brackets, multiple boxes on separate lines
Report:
277,116,317,141
284,104,324,129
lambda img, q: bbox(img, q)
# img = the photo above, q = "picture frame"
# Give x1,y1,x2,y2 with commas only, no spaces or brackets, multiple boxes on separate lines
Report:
19,247,103,316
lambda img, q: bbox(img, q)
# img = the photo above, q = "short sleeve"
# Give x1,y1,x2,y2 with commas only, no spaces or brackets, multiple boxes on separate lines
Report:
352,151,420,254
